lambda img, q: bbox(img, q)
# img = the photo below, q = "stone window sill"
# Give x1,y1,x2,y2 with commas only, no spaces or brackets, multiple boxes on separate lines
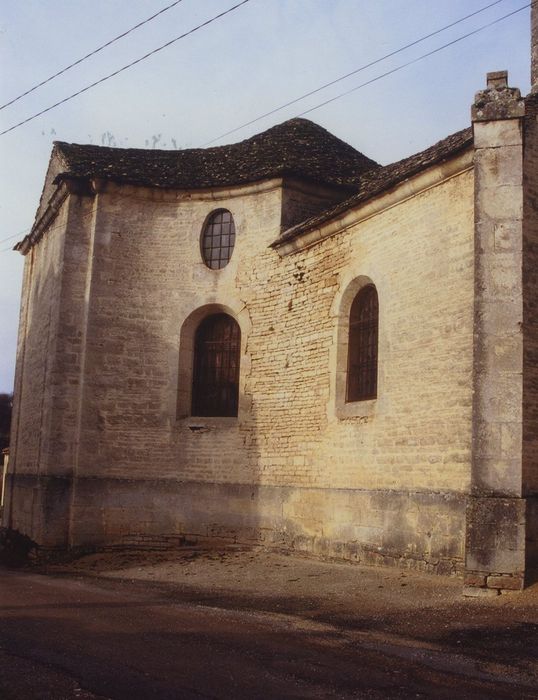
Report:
180,416,239,431
335,399,376,420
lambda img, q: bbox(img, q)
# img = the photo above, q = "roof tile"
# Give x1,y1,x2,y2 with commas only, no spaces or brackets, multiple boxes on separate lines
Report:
53,118,379,191
275,126,473,245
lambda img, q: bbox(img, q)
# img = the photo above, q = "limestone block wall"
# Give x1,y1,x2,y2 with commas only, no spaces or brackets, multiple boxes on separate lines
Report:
284,173,474,495
71,180,282,473
5,148,476,572
5,193,97,545
11,202,69,475
67,180,284,544
6,254,36,537
62,164,475,570
463,73,538,592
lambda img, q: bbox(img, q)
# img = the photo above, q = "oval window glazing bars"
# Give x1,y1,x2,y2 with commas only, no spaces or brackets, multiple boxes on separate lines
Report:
201,209,236,269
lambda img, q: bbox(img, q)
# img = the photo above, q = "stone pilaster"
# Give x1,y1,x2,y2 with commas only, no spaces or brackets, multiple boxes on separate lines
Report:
466,72,528,593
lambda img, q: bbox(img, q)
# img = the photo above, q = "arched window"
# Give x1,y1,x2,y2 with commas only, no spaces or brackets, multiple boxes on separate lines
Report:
191,313,240,416
346,285,378,402
201,209,236,270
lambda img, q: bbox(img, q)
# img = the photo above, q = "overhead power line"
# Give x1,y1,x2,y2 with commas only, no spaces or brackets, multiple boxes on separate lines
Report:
0,244,21,253
1,2,531,256
294,2,532,122
0,232,26,246
1,176,216,254
0,0,185,112
1,185,170,254
0,200,101,253
0,225,43,250
203,0,510,146
0,0,252,137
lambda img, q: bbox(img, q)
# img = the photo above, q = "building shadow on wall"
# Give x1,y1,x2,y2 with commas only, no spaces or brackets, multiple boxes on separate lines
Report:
169,301,264,551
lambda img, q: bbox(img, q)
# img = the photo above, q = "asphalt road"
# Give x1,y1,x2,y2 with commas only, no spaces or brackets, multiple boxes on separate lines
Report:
1,567,537,699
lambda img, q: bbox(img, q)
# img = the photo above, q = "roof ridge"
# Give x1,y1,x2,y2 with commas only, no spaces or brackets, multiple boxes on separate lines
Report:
51,118,379,191
54,117,367,156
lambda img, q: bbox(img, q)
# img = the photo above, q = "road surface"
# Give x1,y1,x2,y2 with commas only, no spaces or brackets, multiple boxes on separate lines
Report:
1,566,537,699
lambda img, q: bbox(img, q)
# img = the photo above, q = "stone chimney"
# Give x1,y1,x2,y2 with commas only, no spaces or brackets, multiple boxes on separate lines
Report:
531,2,538,94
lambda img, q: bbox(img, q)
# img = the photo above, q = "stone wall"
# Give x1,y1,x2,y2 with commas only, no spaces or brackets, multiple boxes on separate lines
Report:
49,159,475,567
67,478,465,574
464,73,538,593
5,192,98,546
6,201,69,543
6,142,476,572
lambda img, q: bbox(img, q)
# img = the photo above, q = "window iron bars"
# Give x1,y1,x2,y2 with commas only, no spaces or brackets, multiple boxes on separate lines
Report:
192,313,240,416
346,285,378,402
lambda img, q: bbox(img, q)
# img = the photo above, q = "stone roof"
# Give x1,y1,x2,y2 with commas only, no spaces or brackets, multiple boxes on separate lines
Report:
53,118,379,191
275,127,473,245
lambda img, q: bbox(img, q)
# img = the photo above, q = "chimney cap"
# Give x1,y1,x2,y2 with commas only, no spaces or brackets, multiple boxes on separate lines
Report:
472,70,524,122
486,71,508,89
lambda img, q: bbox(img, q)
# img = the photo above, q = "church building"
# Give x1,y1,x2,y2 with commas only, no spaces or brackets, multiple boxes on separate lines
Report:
4,10,538,593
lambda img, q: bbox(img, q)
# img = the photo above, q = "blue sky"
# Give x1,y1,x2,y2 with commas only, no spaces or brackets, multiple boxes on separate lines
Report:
0,0,532,391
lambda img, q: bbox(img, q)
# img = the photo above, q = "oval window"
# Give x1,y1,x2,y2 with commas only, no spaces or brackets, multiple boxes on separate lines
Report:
201,209,236,269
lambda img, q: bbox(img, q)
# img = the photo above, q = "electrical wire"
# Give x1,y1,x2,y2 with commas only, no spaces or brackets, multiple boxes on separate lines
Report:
0,0,252,137
1,182,198,253
294,2,531,121
0,0,531,249
203,0,510,146
0,0,185,111
0,232,27,246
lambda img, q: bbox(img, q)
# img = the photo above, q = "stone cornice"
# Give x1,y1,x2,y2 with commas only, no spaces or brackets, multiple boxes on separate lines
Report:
15,180,80,256
15,175,287,255
75,176,286,203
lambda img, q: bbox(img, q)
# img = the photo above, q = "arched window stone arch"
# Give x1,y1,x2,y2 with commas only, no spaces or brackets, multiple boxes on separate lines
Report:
191,313,240,417
331,275,380,419
347,284,378,402
175,303,251,421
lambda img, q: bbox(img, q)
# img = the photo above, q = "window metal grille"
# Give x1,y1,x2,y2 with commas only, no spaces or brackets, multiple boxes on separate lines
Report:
201,209,236,270
191,313,240,417
346,285,378,402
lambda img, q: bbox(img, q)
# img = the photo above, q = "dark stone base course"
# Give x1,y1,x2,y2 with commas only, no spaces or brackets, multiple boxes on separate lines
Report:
1,473,72,549
465,495,538,591
0,526,39,565
2,473,468,577
464,571,525,593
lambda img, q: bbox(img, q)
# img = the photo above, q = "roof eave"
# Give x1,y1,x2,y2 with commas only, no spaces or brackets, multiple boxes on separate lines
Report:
50,166,364,194
16,178,89,255
272,140,474,256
